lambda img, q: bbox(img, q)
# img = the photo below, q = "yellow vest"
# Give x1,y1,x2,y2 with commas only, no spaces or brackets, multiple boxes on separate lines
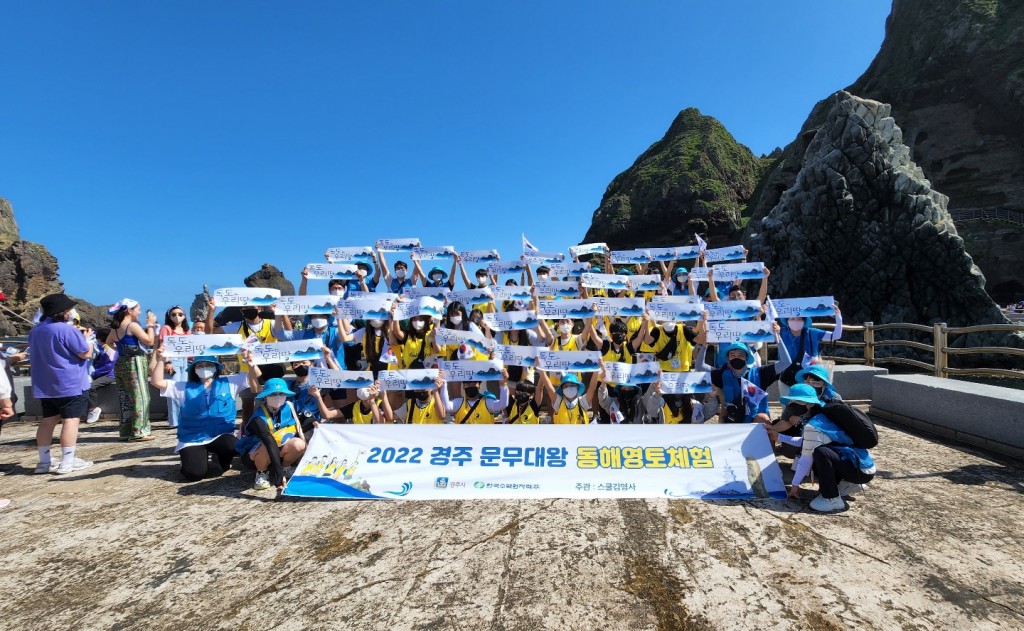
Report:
658,327,693,372
506,401,539,424
409,399,442,424
352,400,377,424
237,319,276,372
398,333,430,369
549,335,581,387
454,396,496,424
553,399,588,425
663,402,686,424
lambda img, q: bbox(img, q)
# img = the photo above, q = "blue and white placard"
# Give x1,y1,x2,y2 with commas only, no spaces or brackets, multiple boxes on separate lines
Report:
308,367,375,390
490,285,533,302
447,288,493,307
402,286,451,301
376,238,421,252
703,245,746,263
602,361,661,385
393,297,445,320
437,359,505,382
326,246,375,262
411,246,456,261
276,295,341,316
533,281,580,298
337,294,396,321
434,327,495,355
213,287,281,307
482,310,540,331
161,334,245,358
459,249,500,263
569,243,607,257
704,300,763,321
581,273,630,291
610,249,653,264
647,296,705,322
592,296,646,318
488,260,528,275
379,369,439,391
493,343,539,367
537,350,602,372
247,338,325,365
661,371,713,395
537,299,596,320
770,297,836,319
705,320,775,344
305,263,360,281
628,274,663,292
548,262,591,278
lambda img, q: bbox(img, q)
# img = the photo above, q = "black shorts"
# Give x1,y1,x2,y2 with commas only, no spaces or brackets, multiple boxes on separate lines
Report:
40,393,89,419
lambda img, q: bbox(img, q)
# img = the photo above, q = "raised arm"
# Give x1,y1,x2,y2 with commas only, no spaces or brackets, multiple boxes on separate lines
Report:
150,348,168,391
821,303,844,342
457,254,473,289
299,266,309,296
757,267,770,305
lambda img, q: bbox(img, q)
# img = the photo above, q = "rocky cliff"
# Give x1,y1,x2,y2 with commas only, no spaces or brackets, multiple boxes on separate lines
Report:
582,108,770,248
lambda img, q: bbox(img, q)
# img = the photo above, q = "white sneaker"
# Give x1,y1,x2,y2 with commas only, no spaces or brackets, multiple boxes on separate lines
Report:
809,494,847,513
54,458,94,475
253,471,271,490
34,462,58,474
86,407,101,424
838,481,867,497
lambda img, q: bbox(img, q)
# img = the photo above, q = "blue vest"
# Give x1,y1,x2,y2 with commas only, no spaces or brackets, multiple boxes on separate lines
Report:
390,277,413,293
288,380,320,418
178,378,236,444
236,401,300,455
807,413,875,471
720,365,767,423
779,326,823,363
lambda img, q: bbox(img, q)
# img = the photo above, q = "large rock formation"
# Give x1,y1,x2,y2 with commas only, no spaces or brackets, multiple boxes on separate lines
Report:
746,92,1023,360
213,264,294,327
582,108,770,248
749,0,1024,304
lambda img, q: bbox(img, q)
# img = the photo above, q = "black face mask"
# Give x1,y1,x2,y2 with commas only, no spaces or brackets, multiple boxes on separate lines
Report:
620,388,638,400
665,396,684,414
242,308,259,321
729,357,747,370
414,391,431,402
292,366,309,377
611,333,626,344
464,386,480,399
515,392,531,404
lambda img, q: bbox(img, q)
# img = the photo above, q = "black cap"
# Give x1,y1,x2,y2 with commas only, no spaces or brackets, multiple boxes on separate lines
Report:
40,293,77,318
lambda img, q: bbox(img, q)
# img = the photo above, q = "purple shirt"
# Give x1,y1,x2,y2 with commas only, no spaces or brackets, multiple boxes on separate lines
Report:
28,319,90,398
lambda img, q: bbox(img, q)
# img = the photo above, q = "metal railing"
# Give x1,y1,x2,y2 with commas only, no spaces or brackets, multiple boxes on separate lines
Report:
812,322,1024,380
950,208,1024,226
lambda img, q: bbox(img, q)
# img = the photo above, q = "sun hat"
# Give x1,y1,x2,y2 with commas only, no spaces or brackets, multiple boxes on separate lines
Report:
106,298,139,315
188,355,224,371
557,373,584,394
256,377,295,399
428,266,448,281
779,383,823,408
795,364,832,386
723,341,754,367
40,293,78,318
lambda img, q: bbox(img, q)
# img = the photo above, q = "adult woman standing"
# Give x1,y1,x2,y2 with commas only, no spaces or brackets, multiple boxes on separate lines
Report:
158,306,191,429
105,298,158,441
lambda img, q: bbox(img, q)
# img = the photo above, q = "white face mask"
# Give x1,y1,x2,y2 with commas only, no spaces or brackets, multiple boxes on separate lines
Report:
562,386,579,400
266,394,287,409
431,274,442,283
396,269,407,279
662,322,676,332
310,317,328,330
195,366,216,380
368,318,383,328
558,323,572,335
330,289,344,297
411,320,426,331
537,274,549,281
676,276,686,284
476,276,489,286
449,315,463,326
789,318,805,332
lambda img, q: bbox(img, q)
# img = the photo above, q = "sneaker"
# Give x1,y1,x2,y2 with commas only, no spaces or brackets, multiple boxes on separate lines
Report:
838,481,867,497
86,407,101,424
34,462,58,474
253,471,271,490
54,458,94,475
809,494,847,513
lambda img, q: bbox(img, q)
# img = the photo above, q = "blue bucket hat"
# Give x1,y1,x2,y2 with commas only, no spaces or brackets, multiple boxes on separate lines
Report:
256,377,295,399
795,364,832,386
673,266,688,277
355,260,375,277
723,342,754,367
779,383,823,407
557,373,583,394
188,355,224,371
428,266,448,282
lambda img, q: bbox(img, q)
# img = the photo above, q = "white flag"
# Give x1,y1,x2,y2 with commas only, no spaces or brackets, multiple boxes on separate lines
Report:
695,233,707,253
765,295,780,322
522,233,539,252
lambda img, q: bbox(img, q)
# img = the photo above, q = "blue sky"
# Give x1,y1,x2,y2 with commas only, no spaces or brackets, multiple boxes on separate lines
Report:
0,1,891,317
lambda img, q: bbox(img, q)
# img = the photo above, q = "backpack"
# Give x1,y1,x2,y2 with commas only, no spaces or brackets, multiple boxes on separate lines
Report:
821,402,878,449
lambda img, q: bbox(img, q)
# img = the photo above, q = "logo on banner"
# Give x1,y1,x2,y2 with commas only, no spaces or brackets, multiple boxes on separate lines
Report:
435,477,449,489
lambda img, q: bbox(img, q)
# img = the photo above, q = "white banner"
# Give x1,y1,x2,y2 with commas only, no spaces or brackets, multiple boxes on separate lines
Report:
434,327,495,355
493,343,539,367
283,424,787,500
459,249,500,263
438,359,505,382
482,310,539,331
490,285,533,302
592,296,646,318
770,297,836,319
661,371,713,395
337,294,396,321
522,250,566,264
548,262,590,278
569,243,606,257
393,297,445,320
305,263,360,281
213,287,281,307
709,262,765,282
248,338,324,365
537,350,601,373
308,367,375,390
161,334,244,358
610,249,652,264
647,298,705,322
602,361,661,385
326,246,375,262
411,246,456,261
580,273,630,291
537,299,595,320
275,295,341,316
376,238,421,252
447,288,493,306
402,286,451,301
628,274,662,292
533,281,579,298
379,369,439,391
703,245,746,263
705,320,775,344
488,260,527,275
705,300,763,321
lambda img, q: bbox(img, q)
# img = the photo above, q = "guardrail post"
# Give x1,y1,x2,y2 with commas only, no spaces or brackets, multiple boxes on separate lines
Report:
863,322,874,367
934,322,948,378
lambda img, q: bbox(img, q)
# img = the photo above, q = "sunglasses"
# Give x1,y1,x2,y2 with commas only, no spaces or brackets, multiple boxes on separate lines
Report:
170,313,185,318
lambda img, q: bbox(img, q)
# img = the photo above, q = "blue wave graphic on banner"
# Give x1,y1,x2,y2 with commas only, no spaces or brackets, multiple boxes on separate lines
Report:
385,482,413,497
283,476,386,500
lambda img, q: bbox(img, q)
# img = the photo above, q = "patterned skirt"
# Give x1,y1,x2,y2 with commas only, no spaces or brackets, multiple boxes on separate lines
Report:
115,354,151,439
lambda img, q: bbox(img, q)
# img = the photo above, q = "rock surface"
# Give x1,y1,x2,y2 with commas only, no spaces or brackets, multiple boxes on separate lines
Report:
582,108,770,249
245,263,295,296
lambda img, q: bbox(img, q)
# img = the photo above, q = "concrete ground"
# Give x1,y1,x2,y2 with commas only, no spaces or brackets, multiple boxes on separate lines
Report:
1,414,1023,631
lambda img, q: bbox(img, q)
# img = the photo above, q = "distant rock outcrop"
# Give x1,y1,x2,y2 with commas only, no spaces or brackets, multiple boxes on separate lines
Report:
582,108,770,249
746,92,1023,359
245,263,294,296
